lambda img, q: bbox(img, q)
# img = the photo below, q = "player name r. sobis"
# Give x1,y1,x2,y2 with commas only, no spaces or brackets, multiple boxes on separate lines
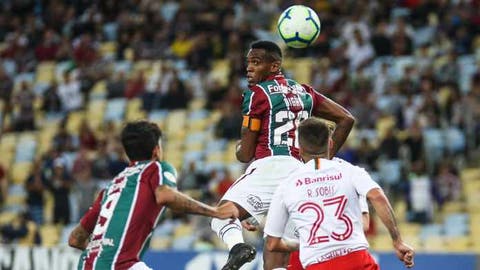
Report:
307,185,335,198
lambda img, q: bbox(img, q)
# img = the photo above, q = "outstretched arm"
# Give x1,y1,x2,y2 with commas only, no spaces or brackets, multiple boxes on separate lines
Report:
368,188,414,268
313,97,355,158
155,185,239,219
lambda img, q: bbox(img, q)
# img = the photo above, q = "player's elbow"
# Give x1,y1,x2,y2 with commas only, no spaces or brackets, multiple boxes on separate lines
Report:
342,113,355,128
236,151,253,163
367,188,387,204
68,234,83,250
236,154,252,163
265,236,280,252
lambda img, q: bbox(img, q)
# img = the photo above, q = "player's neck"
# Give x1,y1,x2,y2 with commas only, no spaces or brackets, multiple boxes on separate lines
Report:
301,153,328,163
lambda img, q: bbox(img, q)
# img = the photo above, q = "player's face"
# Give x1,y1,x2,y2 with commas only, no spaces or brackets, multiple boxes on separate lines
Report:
246,49,279,86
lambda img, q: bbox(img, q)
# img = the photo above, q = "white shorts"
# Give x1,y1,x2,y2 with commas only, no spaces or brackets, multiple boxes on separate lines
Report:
129,262,152,270
222,156,302,223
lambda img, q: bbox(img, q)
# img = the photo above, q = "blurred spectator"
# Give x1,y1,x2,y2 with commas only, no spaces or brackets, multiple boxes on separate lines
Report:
107,71,127,99
215,104,241,140
72,33,98,67
215,169,235,199
178,162,209,190
356,138,377,171
374,62,392,95
47,158,72,224
124,70,146,99
371,21,392,56
311,58,336,91
0,66,13,113
205,79,227,110
170,32,194,58
342,12,370,43
415,44,434,74
453,26,472,54
403,122,424,164
91,140,112,181
11,81,35,131
52,121,75,153
55,37,73,61
406,160,434,224
71,147,96,217
187,32,214,70
0,165,6,207
58,70,83,112
434,162,462,208
35,29,60,61
107,143,128,177
345,29,375,71
0,212,40,245
378,129,401,160
436,51,460,84
336,141,358,164
143,63,175,111
390,20,414,56
41,80,62,114
78,119,97,150
25,160,48,225
1,30,35,72
160,72,191,109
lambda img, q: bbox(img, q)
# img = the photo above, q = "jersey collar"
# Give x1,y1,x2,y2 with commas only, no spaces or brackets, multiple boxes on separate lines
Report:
129,160,152,166
264,72,285,82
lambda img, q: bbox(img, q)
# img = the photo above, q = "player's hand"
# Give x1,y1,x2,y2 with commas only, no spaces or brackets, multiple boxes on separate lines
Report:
215,202,239,219
241,220,258,231
393,240,415,268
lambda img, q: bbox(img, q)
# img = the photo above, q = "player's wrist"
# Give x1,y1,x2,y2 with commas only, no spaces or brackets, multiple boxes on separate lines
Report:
392,238,404,247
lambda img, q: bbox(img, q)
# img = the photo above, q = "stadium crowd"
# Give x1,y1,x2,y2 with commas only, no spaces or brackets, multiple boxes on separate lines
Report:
0,0,479,250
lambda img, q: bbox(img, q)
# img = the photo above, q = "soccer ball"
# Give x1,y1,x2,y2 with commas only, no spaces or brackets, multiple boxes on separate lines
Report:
277,5,321,48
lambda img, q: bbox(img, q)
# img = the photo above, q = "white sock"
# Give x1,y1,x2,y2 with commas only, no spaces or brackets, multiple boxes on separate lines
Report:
211,218,244,250
272,268,286,270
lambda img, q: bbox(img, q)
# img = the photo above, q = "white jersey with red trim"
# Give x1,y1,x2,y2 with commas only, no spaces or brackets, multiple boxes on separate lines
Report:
264,158,380,268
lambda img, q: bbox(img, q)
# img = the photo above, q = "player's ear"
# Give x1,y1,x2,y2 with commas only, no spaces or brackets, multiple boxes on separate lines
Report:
270,60,281,73
327,138,334,157
152,145,162,161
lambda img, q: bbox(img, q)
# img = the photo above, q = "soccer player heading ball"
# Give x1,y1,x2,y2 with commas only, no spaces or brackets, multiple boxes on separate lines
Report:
211,40,355,270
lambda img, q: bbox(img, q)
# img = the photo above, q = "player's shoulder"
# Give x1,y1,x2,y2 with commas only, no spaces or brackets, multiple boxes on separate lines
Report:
300,83,323,95
159,161,177,176
331,158,370,175
248,83,269,93
159,161,178,187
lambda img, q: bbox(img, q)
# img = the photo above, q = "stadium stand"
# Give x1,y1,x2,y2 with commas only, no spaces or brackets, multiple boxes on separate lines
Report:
0,0,478,257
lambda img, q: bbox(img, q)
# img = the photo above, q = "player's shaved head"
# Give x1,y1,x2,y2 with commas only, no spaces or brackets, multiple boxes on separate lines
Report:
250,40,282,62
298,117,331,156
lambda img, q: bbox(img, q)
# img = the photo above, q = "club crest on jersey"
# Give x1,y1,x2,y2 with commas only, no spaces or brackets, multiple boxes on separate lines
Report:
246,194,263,211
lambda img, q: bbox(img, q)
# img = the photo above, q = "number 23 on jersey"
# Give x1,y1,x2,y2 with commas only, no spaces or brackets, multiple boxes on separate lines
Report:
298,195,353,245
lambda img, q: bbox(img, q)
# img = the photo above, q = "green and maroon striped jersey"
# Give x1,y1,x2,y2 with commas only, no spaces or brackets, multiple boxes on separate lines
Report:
242,73,325,160
78,160,177,270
